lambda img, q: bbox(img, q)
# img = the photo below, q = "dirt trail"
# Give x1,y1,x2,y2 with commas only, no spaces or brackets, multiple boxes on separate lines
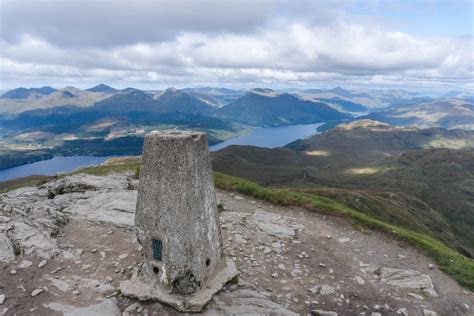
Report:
0,173,472,315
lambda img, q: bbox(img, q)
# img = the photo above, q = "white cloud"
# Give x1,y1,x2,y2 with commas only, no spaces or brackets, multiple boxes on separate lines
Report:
0,0,472,90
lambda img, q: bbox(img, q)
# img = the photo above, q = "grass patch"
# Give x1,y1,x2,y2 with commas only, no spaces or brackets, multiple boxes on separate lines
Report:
64,157,141,176
0,175,55,194
213,171,474,290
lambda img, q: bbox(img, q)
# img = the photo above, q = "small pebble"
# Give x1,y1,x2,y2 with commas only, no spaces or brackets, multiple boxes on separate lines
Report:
37,260,47,268
31,289,44,297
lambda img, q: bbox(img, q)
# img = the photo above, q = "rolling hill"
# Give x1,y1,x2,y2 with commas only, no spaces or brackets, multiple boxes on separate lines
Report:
299,87,436,109
211,120,474,256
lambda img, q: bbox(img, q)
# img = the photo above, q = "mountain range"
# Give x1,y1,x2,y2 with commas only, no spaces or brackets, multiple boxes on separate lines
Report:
1,84,473,175
0,85,354,130
363,99,474,130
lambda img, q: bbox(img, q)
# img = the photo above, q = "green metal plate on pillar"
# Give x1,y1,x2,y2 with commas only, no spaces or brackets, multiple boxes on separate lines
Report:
152,239,162,261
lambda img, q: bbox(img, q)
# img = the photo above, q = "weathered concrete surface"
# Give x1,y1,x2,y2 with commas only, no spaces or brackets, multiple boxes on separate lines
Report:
127,130,237,311
121,258,238,312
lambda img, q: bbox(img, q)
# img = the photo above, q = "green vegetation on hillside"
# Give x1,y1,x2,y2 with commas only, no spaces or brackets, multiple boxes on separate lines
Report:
212,121,474,256
0,175,55,193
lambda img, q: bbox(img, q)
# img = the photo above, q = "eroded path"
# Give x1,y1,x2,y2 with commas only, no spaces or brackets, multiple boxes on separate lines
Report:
0,173,472,315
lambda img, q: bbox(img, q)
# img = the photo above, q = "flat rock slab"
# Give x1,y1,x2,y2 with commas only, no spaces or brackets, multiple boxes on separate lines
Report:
10,221,58,259
246,210,303,239
379,267,438,297
205,288,298,316
45,299,121,316
0,232,14,263
64,191,136,227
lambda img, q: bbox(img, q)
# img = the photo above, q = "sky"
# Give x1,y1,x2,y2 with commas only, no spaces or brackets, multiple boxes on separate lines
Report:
0,0,472,92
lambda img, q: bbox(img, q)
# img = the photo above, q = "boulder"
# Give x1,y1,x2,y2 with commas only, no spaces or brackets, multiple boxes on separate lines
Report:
43,173,130,197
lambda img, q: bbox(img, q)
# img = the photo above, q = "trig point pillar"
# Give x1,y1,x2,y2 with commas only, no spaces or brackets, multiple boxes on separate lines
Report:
120,130,238,312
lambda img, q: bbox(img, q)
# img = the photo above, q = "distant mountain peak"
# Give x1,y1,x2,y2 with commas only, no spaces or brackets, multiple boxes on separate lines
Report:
86,84,118,93
218,90,350,126
120,87,142,94
154,87,182,99
329,86,349,93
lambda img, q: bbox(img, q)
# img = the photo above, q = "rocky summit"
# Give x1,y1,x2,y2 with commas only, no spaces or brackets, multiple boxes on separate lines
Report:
0,172,472,315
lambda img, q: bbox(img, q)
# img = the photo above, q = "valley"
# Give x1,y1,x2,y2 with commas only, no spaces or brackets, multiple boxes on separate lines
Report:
0,123,323,181
1,84,472,173
0,85,353,171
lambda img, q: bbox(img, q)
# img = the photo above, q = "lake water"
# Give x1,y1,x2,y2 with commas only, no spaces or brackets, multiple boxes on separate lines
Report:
0,156,115,182
0,123,323,182
209,123,323,151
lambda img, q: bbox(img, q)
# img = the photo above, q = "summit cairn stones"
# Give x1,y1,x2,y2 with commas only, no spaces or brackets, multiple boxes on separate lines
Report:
120,130,238,312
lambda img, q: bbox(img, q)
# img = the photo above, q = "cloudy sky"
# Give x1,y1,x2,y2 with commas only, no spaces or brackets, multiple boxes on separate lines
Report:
0,0,472,91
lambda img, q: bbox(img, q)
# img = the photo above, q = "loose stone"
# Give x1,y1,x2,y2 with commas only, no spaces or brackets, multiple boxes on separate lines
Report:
38,260,47,268
31,289,44,297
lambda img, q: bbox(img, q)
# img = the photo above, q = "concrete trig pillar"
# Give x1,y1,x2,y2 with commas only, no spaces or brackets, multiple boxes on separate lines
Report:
120,130,237,312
